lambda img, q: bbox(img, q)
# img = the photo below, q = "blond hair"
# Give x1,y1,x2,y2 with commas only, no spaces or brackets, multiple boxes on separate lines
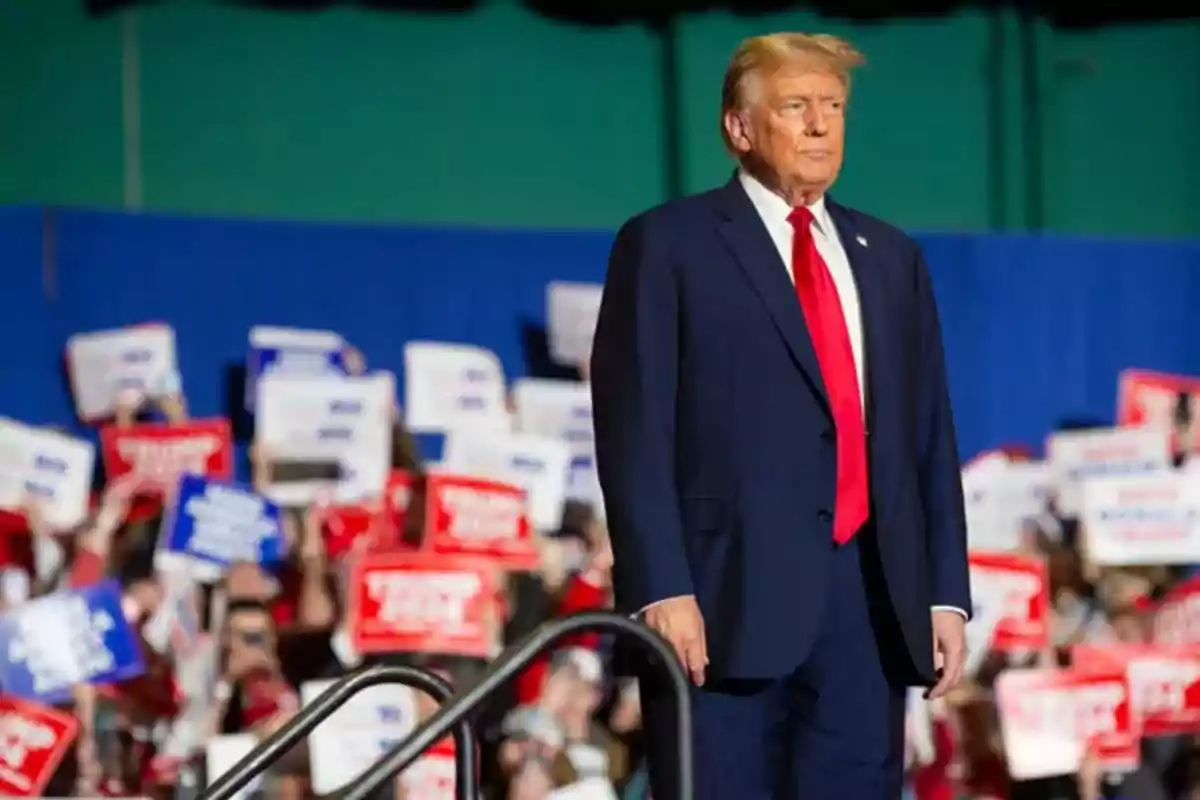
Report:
720,33,865,152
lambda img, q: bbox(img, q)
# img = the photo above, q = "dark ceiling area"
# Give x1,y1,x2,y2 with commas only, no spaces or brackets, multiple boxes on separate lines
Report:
84,0,1198,28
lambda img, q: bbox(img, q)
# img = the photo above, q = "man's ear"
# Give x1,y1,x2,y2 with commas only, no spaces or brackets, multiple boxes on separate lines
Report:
723,109,752,155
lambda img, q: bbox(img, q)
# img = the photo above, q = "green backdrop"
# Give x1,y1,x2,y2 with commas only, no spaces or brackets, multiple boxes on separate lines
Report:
2,0,1197,235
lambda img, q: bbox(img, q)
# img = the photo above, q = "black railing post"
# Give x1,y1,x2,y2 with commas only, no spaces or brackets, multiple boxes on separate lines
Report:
342,612,692,800
199,663,477,800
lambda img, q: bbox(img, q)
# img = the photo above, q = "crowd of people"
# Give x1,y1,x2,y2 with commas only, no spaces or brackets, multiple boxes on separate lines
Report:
4,325,1200,800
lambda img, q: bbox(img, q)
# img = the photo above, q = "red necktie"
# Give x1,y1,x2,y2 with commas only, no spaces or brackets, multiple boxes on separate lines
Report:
787,207,869,544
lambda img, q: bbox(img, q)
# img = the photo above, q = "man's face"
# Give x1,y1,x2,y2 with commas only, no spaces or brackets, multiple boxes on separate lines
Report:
729,63,848,195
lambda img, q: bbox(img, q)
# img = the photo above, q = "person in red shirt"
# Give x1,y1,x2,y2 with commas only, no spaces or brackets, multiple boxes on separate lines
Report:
515,525,613,704
911,711,962,800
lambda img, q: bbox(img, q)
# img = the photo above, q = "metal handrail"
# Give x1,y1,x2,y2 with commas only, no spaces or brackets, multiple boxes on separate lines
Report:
340,611,692,800
199,663,478,800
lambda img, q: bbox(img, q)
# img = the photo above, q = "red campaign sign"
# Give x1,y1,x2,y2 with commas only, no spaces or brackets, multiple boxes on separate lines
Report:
0,695,81,797
100,418,233,492
424,474,539,571
324,500,387,560
995,667,1138,779
1118,369,1200,428
402,737,457,800
1075,643,1200,737
968,551,1050,651
348,551,501,658
1154,576,1200,646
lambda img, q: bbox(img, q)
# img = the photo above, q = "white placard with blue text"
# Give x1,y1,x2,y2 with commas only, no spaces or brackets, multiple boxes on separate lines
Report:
0,579,145,704
301,678,419,795
511,379,602,509
403,341,510,434
256,372,395,505
442,428,571,531
157,474,285,583
0,418,96,530
245,325,348,411
65,323,178,420
1046,426,1170,517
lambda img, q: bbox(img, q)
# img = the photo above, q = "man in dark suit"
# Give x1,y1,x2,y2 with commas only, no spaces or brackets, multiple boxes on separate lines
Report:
590,32,971,800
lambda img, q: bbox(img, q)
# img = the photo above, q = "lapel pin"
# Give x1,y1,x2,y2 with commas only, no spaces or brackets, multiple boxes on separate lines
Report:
856,235,868,247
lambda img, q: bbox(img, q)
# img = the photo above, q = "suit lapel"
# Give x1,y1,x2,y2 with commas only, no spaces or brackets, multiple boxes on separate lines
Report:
826,198,883,434
713,179,830,413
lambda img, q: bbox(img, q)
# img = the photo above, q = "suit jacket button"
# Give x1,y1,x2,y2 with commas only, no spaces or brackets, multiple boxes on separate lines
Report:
821,428,835,443
817,510,832,523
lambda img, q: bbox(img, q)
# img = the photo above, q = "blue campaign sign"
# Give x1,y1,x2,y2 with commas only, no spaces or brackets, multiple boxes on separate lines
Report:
160,474,285,580
0,579,146,704
246,330,348,411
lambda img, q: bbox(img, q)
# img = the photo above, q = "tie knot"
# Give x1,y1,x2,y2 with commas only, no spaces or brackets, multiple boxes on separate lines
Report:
788,206,814,232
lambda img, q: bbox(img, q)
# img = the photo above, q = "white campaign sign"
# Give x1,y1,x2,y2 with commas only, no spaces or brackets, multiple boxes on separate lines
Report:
962,453,1051,551
256,372,394,504
442,428,571,531
206,734,262,800
0,419,95,530
511,378,601,509
546,281,603,366
1081,470,1200,565
245,325,346,410
403,342,510,434
301,679,419,795
65,323,178,420
1047,426,1170,517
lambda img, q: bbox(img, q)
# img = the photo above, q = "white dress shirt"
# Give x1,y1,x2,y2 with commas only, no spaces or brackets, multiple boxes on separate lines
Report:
641,172,966,622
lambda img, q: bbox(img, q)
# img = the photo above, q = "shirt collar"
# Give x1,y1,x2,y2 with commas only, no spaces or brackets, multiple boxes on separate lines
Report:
737,169,833,235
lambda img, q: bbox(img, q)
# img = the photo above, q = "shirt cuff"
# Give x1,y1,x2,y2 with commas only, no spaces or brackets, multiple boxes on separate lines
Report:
931,605,968,620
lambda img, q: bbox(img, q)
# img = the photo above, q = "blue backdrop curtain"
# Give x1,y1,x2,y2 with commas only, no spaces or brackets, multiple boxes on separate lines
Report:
2,206,1199,468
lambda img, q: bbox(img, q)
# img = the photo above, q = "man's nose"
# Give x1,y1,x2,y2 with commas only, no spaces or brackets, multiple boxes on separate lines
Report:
805,111,829,136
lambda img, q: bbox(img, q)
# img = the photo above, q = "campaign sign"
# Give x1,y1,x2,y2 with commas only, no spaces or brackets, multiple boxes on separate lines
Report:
403,342,509,434
206,733,262,800
1154,576,1200,646
301,678,419,794
546,281,603,366
157,474,284,583
246,325,348,412
995,667,1138,779
968,552,1050,652
0,580,146,704
400,736,457,800
349,552,501,658
0,418,95,531
1118,369,1200,428
1074,643,1200,737
323,498,387,560
510,378,600,506
1081,471,1200,566
1046,426,1170,518
424,474,538,571
441,429,571,533
65,323,178,421
0,695,80,797
100,418,233,494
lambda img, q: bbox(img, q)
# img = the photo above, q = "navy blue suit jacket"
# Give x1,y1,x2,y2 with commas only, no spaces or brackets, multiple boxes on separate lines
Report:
590,178,971,683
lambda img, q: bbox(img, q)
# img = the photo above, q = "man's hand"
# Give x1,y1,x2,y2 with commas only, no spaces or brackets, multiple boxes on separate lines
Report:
644,595,708,686
927,608,966,699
